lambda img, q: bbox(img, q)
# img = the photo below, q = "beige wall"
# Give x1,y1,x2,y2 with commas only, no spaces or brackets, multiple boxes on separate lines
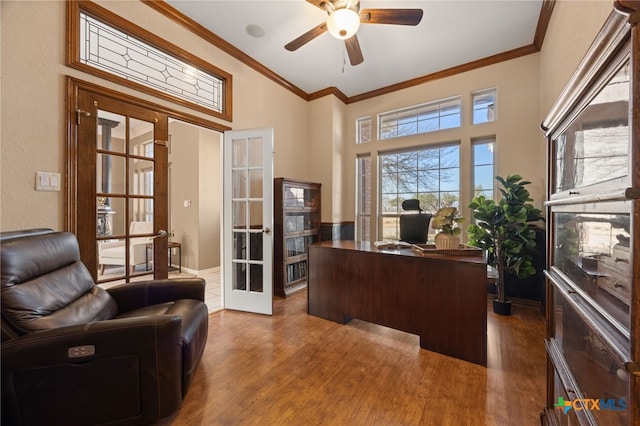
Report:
0,0,309,231
539,0,613,117
0,0,617,244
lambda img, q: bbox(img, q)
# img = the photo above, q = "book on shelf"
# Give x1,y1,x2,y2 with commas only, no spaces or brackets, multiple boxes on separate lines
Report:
372,240,412,249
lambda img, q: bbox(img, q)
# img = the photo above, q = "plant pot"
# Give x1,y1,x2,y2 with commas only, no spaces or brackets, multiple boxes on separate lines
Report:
493,299,512,316
434,232,460,250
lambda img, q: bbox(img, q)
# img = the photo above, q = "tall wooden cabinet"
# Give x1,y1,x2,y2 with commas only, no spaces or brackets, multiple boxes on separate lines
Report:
540,5,639,425
273,178,321,298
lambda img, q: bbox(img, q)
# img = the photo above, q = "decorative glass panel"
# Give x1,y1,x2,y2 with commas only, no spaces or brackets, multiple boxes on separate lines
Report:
80,12,224,113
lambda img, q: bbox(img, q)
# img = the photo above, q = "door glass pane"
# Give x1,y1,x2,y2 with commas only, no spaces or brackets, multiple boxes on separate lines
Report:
97,154,126,194
97,197,115,237
97,113,126,153
129,159,154,195
249,263,263,292
233,169,247,198
232,138,246,167
233,232,246,260
130,118,154,156
97,238,126,279
249,232,263,261
249,200,262,229
249,169,262,198
233,201,247,228
233,262,247,290
248,137,262,167
130,197,154,224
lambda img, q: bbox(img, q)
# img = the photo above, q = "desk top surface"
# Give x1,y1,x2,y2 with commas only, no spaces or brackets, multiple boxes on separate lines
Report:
311,240,487,265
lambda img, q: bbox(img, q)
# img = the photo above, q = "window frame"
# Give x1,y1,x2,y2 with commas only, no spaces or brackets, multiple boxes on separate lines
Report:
378,96,462,141
377,143,461,240
67,1,232,121
355,154,372,241
471,137,496,200
356,117,372,144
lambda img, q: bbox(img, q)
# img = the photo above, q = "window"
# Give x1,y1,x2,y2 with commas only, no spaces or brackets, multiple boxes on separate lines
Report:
472,89,496,124
356,117,372,144
356,155,372,241
379,145,460,240
67,1,232,121
472,138,495,198
378,97,461,140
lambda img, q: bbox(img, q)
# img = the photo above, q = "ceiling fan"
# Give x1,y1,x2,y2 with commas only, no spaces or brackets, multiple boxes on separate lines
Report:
285,0,423,66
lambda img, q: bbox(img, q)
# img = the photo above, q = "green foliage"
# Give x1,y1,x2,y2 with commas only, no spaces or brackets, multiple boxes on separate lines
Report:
467,174,543,302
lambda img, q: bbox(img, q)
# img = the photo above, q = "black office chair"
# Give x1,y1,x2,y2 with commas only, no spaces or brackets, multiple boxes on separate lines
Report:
399,199,432,244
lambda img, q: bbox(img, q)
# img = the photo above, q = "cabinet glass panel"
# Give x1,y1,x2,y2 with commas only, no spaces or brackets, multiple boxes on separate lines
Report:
284,212,319,234
285,236,311,257
552,60,630,194
286,260,307,284
552,209,631,328
284,185,319,208
552,288,630,425
552,370,582,426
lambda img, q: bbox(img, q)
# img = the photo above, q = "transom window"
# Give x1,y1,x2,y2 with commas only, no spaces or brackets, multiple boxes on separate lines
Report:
67,1,232,121
379,145,460,240
378,97,461,141
472,89,496,124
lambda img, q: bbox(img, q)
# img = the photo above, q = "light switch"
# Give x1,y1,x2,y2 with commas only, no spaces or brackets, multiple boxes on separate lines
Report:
183,200,192,207
35,171,61,191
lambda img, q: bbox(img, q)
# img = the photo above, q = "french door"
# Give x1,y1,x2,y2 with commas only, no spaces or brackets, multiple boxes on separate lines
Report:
223,129,274,315
71,84,169,282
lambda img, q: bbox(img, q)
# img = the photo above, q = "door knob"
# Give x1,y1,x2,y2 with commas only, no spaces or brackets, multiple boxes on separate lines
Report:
152,230,168,239
263,227,271,234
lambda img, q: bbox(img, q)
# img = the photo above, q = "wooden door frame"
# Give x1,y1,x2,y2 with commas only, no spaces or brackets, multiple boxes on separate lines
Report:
66,76,231,277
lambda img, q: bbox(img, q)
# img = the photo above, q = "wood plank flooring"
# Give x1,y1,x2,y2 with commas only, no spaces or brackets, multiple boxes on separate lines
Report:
156,290,546,425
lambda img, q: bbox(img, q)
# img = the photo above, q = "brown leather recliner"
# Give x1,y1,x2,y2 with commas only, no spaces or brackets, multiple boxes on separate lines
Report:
1,229,209,426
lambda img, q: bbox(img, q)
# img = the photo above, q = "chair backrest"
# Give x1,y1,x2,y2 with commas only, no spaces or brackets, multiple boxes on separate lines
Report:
399,199,431,244
1,230,117,341
400,213,432,244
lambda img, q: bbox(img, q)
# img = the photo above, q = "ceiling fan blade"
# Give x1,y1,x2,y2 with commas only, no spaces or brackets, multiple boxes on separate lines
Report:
345,35,364,66
359,9,424,26
285,23,328,51
306,0,331,12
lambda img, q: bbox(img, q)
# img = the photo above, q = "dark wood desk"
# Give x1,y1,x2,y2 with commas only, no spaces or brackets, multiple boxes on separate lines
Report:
308,240,487,366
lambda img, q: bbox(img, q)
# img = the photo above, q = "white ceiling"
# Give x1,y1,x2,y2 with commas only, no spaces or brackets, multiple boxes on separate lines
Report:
165,0,544,98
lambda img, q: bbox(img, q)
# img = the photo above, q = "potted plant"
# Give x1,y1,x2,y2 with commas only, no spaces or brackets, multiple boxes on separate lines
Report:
431,207,464,249
467,174,544,315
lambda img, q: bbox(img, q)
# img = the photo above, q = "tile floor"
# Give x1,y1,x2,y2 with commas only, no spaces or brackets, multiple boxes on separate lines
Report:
98,266,223,313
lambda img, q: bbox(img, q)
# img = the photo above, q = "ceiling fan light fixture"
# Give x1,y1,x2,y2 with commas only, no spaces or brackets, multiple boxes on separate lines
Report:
326,8,360,40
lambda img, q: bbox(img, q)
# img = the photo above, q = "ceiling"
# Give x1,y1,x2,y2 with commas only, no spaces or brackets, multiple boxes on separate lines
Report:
164,0,546,99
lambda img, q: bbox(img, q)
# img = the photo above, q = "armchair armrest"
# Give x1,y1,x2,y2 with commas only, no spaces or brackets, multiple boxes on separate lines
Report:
107,278,206,313
2,316,183,425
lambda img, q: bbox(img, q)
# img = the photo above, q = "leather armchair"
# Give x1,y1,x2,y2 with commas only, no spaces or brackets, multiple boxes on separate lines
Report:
1,229,209,426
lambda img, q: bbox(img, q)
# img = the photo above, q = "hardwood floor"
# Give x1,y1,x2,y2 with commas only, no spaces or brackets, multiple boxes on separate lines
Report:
157,290,546,425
